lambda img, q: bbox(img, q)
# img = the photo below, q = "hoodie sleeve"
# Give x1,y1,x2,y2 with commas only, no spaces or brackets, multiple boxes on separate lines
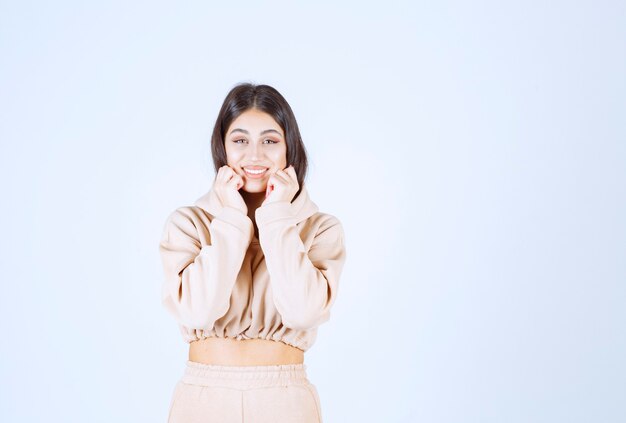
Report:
159,206,254,329
255,201,347,331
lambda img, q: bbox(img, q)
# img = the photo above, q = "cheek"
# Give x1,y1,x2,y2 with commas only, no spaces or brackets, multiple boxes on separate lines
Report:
272,148,287,168
225,147,242,165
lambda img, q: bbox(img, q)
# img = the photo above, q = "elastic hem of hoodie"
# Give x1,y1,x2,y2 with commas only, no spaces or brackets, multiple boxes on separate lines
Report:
179,330,314,353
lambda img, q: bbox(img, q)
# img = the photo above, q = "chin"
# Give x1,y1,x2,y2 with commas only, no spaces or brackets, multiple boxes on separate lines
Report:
242,182,266,194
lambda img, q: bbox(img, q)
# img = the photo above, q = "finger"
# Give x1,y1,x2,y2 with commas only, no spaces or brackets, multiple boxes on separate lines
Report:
214,167,224,186
217,165,230,182
282,167,299,190
283,166,297,182
227,172,241,187
223,166,239,184
265,175,279,190
234,174,244,190
271,171,289,185
266,173,285,190
276,169,296,185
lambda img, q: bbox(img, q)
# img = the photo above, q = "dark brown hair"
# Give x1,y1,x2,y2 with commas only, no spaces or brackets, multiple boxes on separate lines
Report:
210,83,309,200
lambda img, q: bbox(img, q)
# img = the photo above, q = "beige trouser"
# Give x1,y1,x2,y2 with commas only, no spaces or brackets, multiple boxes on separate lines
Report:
166,360,323,422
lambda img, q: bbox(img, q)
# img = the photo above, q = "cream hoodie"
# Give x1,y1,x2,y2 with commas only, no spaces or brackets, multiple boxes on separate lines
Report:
158,184,346,352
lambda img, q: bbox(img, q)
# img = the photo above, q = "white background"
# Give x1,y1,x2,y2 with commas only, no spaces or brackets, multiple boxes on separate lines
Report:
1,1,624,422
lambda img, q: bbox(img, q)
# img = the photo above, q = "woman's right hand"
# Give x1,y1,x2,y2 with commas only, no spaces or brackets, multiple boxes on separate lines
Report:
213,165,247,215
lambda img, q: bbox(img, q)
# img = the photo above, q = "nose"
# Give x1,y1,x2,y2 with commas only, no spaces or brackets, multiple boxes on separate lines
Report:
247,142,262,161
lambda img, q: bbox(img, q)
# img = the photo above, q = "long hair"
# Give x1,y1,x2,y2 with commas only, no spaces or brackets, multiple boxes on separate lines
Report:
210,83,309,200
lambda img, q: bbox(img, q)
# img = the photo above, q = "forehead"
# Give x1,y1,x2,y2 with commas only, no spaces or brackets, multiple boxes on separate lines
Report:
227,109,282,134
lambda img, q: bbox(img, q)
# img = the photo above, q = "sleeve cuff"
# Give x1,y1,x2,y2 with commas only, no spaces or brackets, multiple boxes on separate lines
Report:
255,201,298,226
214,206,254,240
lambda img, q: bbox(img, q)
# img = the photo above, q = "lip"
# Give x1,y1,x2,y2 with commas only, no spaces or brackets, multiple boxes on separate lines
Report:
243,167,269,179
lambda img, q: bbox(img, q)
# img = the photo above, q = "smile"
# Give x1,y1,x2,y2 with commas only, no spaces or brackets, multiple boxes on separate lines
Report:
243,167,268,178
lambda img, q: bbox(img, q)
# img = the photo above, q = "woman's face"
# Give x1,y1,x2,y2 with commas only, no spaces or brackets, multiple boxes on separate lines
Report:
224,108,288,193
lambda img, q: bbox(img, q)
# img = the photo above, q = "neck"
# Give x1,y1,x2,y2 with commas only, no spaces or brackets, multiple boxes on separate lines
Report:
240,190,266,216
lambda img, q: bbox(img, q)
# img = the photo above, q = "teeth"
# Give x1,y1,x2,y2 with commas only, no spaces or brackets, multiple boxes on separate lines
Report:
244,168,267,175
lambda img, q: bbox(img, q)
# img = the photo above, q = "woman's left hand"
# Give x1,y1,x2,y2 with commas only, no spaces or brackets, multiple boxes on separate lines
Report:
262,165,299,206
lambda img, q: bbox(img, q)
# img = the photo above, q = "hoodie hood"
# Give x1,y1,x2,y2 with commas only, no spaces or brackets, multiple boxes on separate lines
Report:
194,183,319,224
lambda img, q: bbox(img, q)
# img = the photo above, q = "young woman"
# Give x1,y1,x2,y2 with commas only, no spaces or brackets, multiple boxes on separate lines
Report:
159,83,347,422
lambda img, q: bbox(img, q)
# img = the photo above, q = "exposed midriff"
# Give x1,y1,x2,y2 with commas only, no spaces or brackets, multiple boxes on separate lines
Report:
189,337,304,366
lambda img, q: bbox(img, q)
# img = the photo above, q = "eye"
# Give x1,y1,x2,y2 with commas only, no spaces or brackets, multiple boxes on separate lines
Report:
232,138,277,144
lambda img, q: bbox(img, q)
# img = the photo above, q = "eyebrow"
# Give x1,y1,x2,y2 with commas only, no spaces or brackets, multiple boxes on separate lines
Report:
229,128,283,137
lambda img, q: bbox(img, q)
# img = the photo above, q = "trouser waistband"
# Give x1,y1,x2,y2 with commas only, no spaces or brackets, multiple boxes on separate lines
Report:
180,360,310,389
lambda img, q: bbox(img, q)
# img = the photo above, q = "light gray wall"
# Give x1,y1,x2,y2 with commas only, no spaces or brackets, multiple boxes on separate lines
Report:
1,1,624,422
